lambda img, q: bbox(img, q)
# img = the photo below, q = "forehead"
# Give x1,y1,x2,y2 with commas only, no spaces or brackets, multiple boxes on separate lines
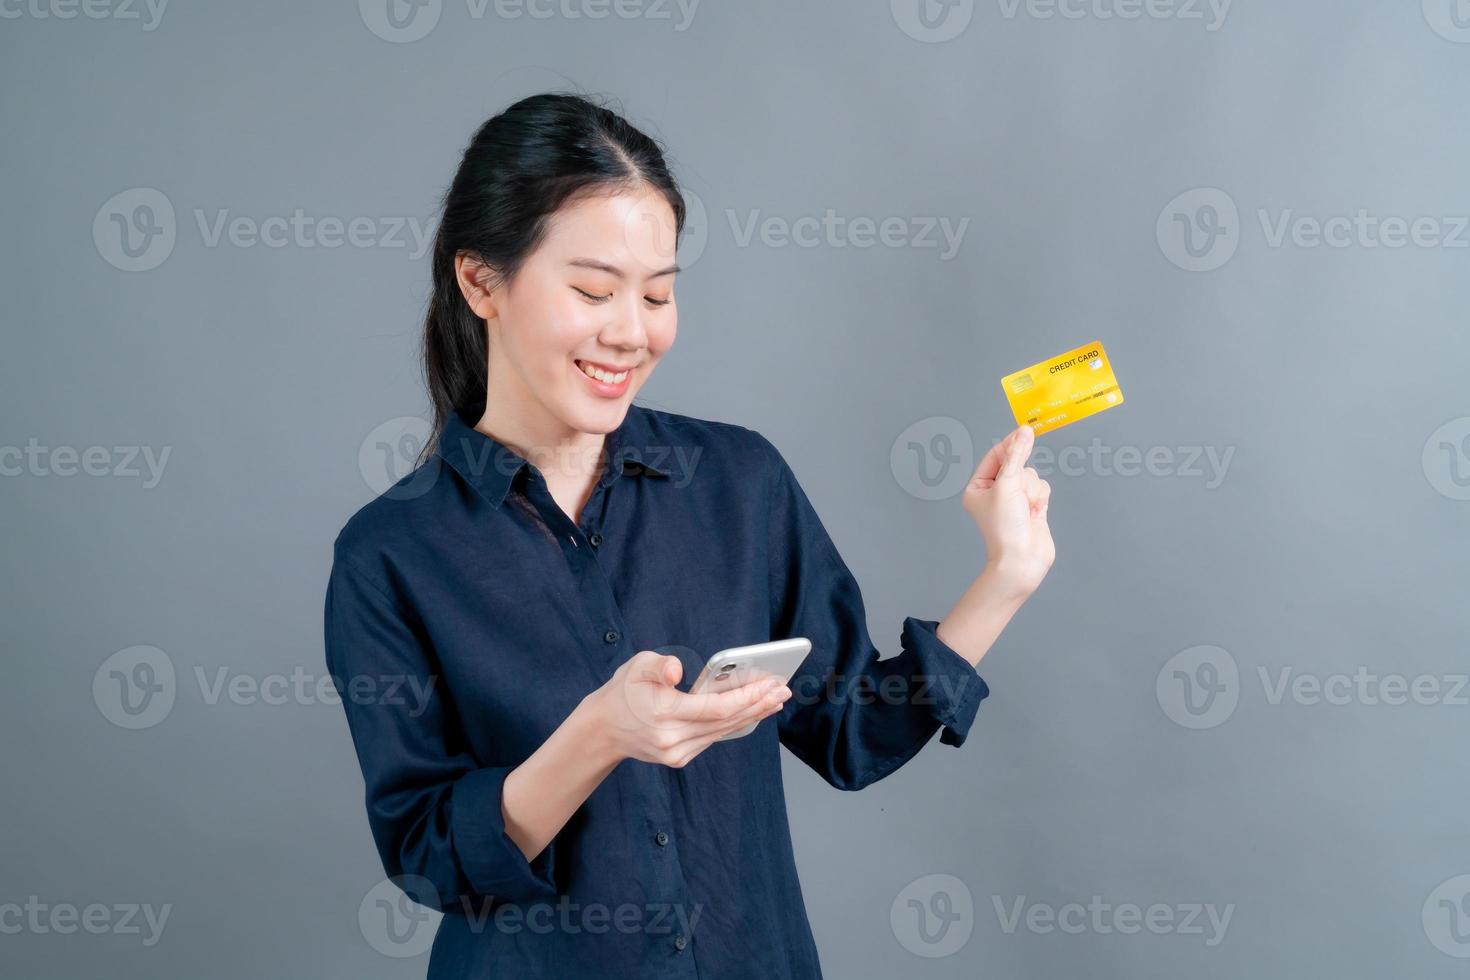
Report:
539,184,678,271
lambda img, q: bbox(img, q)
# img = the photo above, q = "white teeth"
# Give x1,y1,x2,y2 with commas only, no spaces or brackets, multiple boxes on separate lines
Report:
577,361,628,384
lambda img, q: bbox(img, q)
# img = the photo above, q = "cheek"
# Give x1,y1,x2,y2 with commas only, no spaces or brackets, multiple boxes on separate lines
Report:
648,310,678,356
540,302,605,359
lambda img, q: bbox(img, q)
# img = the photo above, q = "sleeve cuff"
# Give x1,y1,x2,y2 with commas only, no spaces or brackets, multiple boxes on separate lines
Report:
451,766,561,903
901,616,990,748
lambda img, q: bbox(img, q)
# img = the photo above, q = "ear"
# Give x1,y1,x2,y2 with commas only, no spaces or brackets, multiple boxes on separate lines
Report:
454,252,501,320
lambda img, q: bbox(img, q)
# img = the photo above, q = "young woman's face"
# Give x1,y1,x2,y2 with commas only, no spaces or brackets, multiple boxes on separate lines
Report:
472,183,680,439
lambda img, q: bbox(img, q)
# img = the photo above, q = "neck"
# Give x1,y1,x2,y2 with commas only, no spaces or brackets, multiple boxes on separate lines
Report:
474,369,608,487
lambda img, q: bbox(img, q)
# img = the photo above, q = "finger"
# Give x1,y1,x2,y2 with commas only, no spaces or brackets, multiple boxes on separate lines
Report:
663,693,791,763
1021,467,1041,499
973,430,1017,484
676,685,789,742
629,651,682,687
665,674,784,722
1033,478,1052,517
997,425,1034,481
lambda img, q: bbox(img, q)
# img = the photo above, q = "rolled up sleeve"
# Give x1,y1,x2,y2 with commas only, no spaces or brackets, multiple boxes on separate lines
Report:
757,432,989,791
323,549,561,910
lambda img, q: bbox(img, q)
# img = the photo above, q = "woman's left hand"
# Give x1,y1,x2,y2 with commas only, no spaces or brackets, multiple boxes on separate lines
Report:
962,424,1055,596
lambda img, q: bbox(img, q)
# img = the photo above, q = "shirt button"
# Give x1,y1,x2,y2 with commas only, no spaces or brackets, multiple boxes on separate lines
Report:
603,630,619,644
655,831,669,846
589,532,603,547
674,935,687,951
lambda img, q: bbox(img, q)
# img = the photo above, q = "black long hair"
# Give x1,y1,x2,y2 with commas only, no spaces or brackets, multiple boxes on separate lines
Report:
420,92,686,460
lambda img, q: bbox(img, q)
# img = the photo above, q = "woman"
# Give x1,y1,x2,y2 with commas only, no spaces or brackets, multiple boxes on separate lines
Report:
324,92,1054,978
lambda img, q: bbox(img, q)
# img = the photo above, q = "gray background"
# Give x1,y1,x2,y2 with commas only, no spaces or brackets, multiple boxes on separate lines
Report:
3,0,1469,976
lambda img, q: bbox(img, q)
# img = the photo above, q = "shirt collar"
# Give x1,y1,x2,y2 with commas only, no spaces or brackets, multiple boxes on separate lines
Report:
435,404,672,509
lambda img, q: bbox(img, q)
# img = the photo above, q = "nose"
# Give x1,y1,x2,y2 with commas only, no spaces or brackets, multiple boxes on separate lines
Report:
599,295,651,351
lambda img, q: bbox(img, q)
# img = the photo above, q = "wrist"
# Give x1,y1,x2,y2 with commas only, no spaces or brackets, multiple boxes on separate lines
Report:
572,689,627,770
980,556,1042,603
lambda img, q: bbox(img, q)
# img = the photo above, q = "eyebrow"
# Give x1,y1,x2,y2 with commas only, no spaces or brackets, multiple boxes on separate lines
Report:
567,258,681,278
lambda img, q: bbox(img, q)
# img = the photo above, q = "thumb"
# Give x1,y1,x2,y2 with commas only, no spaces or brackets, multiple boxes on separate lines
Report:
997,425,1034,480
630,651,682,687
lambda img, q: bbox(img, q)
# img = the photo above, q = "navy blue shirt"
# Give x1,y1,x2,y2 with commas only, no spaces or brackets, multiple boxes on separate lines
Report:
324,403,989,978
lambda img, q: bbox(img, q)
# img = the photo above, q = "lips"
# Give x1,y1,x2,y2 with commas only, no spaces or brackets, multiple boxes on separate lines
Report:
574,358,633,397
575,359,638,373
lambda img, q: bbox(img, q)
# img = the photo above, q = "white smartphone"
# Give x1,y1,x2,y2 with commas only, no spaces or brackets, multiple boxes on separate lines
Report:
688,637,812,740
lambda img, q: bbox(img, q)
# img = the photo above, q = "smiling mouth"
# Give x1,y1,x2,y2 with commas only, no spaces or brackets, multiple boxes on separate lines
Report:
574,359,634,384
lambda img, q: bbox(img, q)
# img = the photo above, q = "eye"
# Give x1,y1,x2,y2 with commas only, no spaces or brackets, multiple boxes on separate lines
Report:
644,295,672,308
572,286,611,303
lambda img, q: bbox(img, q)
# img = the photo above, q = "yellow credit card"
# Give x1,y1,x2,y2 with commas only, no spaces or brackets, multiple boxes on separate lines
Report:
1000,341,1124,436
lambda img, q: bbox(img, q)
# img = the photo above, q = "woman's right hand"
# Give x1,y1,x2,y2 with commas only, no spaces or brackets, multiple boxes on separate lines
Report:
584,651,791,768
